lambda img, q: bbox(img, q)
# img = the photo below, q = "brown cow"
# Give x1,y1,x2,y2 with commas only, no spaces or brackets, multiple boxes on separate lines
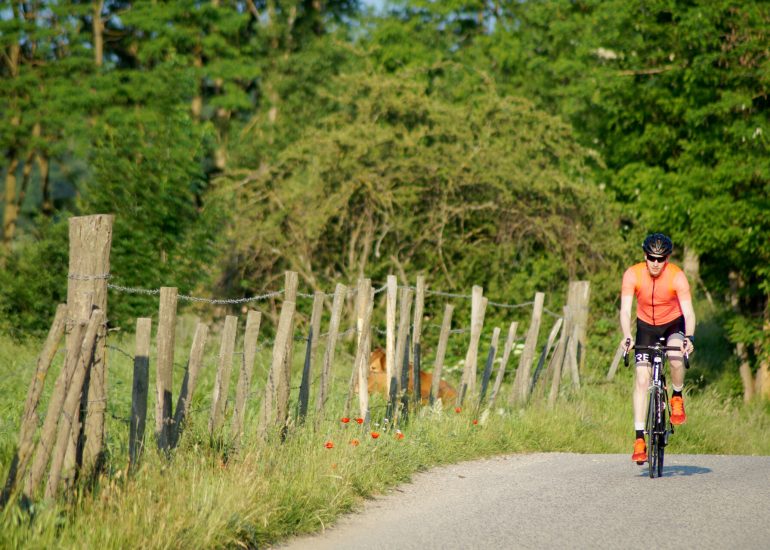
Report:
359,348,457,404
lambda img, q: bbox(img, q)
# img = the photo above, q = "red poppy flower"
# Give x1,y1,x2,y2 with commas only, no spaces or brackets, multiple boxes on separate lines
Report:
341,417,350,423
455,407,462,413
472,419,478,425
395,432,404,440
350,438,360,446
355,417,364,424
370,431,380,439
325,441,334,449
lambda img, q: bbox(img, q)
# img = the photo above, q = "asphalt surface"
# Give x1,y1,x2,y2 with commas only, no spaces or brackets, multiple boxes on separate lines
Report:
278,453,770,550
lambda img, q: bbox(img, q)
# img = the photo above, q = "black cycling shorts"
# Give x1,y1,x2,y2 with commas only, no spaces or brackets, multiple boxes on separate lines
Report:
635,316,685,364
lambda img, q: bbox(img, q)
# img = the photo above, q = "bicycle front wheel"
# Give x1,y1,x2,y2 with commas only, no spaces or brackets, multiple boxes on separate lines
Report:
645,389,658,478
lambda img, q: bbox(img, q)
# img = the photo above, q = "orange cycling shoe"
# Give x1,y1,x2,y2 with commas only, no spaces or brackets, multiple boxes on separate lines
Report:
632,437,647,463
670,396,686,425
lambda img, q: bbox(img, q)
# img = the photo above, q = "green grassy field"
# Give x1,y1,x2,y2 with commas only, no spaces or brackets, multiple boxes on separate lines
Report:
1,315,768,549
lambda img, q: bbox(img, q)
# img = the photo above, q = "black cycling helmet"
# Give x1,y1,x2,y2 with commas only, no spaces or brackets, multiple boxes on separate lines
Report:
642,233,673,256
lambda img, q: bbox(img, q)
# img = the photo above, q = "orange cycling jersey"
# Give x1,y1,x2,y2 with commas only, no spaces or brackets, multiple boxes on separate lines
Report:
621,262,691,325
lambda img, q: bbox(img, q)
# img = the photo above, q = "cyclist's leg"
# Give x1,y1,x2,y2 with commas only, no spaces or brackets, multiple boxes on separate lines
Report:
665,317,686,391
633,320,656,433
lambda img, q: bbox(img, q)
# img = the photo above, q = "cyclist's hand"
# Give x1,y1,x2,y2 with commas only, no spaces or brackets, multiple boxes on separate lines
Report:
682,336,694,355
621,337,632,353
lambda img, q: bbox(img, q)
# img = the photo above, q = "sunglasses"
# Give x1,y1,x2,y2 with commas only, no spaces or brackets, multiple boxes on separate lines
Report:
646,254,668,263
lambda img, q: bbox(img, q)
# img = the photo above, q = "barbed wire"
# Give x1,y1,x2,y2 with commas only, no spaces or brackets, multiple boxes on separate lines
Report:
107,280,540,311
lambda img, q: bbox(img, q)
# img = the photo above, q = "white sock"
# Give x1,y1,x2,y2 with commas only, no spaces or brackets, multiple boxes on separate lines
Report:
634,422,645,431
672,384,683,392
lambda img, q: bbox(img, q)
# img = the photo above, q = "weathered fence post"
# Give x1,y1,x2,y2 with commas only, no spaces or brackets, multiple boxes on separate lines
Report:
209,315,238,437
345,279,373,419
412,276,426,407
478,327,501,406
548,306,571,408
568,281,591,372
259,300,296,439
231,310,261,444
129,318,152,469
298,292,325,423
385,275,397,408
460,286,487,404
171,322,209,448
430,304,454,405
532,317,564,398
24,321,87,497
155,287,178,452
1,304,66,501
606,346,624,381
314,284,345,426
488,322,518,409
276,271,298,428
45,309,103,500
510,292,545,406
66,214,113,478
393,286,413,422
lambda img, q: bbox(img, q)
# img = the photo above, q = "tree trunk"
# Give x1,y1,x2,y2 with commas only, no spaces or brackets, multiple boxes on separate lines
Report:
729,271,755,401
37,153,53,216
757,296,770,400
93,1,104,67
3,154,20,248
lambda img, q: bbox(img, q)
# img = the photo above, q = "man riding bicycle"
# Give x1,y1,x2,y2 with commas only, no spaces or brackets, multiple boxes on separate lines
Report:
620,233,696,462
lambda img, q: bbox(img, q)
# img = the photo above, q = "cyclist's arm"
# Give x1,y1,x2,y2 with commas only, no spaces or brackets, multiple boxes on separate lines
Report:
679,298,696,338
619,294,634,347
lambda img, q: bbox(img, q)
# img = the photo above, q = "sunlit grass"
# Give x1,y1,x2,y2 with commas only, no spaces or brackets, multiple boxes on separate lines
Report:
1,327,768,549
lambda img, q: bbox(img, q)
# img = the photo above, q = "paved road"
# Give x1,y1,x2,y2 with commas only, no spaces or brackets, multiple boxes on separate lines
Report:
279,453,770,550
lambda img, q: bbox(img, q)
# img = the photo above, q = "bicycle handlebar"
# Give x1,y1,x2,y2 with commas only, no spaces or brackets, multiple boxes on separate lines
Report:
623,343,690,369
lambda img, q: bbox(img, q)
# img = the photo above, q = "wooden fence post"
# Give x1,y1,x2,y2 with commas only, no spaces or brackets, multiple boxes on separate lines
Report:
430,304,454,405
1,304,66,501
209,315,238,437
478,327,501,405
385,275,397,404
511,292,545,406
548,306,571,408
532,317,564,398
357,287,375,425
259,300,297,438
171,322,209,448
155,287,178,452
345,279,373,418
24,321,87,497
606,346,624,381
45,309,103,500
129,318,152,469
412,276,426,407
231,310,261,444
488,322,518,409
66,214,113,478
460,286,487,403
569,281,591,372
314,284,346,425
276,271,298,428
298,292,325,423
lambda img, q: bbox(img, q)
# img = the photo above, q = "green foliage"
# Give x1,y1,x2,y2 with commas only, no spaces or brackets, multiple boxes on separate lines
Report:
223,67,624,329
81,106,225,326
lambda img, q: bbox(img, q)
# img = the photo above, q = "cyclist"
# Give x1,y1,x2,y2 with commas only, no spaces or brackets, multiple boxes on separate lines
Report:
619,233,696,463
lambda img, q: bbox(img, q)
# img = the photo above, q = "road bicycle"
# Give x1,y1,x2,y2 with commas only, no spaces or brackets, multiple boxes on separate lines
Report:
624,338,689,478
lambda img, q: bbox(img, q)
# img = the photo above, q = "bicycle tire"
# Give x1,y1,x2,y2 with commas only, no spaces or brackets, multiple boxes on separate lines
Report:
645,389,657,478
657,394,667,477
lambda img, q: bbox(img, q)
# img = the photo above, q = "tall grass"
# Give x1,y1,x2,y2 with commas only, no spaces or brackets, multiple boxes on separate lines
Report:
1,320,768,549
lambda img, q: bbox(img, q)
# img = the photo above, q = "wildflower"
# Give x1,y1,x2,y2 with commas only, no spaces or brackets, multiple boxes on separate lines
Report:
455,407,462,413
325,441,334,449
472,419,478,425
341,417,350,423
395,430,404,440
355,417,364,424
350,438,360,446
371,431,380,439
